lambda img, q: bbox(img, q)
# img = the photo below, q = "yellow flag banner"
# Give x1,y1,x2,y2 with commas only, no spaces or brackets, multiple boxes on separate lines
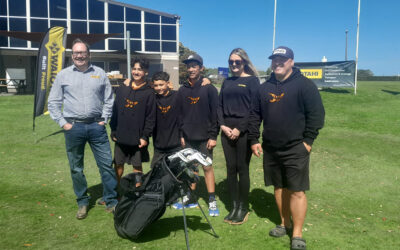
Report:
34,26,67,117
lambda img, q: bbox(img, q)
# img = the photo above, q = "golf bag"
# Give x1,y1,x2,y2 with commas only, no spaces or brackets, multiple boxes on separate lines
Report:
114,148,212,240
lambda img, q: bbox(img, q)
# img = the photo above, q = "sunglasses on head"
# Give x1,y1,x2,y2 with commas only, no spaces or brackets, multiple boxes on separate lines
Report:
228,60,243,66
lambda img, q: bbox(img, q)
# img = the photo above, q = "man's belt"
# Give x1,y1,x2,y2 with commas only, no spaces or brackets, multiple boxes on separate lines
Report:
65,117,104,124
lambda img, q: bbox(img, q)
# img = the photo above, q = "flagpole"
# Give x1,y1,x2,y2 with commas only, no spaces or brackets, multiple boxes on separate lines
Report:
272,0,277,51
33,68,37,131
354,0,361,95
126,30,131,79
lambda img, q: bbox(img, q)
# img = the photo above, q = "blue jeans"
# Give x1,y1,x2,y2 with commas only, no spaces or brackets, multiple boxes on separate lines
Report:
64,122,117,207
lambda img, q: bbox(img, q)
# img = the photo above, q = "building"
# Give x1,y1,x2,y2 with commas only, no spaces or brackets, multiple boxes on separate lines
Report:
0,0,180,93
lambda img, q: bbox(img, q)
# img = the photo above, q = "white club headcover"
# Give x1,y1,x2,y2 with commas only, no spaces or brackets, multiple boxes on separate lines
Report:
168,148,212,167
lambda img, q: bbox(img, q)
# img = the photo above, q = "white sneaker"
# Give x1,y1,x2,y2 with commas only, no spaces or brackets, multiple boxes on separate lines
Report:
208,200,220,217
172,195,198,209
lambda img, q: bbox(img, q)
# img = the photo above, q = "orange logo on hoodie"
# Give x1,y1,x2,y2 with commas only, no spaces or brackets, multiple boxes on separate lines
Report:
268,93,285,103
125,98,138,108
188,96,200,104
158,105,171,114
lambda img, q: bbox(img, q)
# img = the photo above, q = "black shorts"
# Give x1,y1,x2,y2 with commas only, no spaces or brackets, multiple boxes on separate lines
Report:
150,146,182,168
185,140,213,160
114,142,149,166
263,142,310,191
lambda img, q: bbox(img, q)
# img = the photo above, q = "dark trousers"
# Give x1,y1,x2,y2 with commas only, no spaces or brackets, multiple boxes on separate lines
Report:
221,132,252,205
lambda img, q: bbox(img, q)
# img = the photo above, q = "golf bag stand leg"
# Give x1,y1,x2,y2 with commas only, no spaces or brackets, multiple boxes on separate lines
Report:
179,187,191,250
185,184,219,238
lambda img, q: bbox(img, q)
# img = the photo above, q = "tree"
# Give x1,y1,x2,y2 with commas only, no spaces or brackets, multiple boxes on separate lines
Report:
179,42,209,83
179,43,196,83
266,67,272,75
357,69,374,77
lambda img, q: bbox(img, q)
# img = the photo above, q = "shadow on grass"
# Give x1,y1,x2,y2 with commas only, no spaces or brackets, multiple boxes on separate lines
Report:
35,129,64,144
194,176,206,197
320,88,351,94
130,215,211,243
381,89,400,95
190,176,214,204
215,180,280,225
249,188,280,225
215,179,231,212
88,183,103,209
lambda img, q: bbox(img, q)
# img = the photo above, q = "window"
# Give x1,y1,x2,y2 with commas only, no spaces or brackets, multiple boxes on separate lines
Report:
108,39,124,51
9,0,26,16
108,4,123,21
145,41,160,52
9,18,26,31
108,22,124,38
162,42,176,52
30,0,48,18
145,24,159,40
50,0,66,19
162,16,176,24
50,20,67,28
126,8,141,22
71,21,87,34
130,40,141,51
91,61,105,69
89,0,104,20
70,0,87,20
162,25,176,41
0,0,7,16
145,12,159,23
89,22,104,50
31,19,49,48
0,18,7,47
89,22,104,34
31,19,48,32
9,18,27,47
109,62,120,71
126,24,141,38
91,40,105,50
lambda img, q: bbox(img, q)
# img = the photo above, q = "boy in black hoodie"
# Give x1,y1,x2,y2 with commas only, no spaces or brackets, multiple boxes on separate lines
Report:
248,46,324,250
150,71,183,167
173,53,220,217
110,58,156,187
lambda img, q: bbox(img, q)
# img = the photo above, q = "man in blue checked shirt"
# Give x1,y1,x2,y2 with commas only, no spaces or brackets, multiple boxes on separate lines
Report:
48,39,118,219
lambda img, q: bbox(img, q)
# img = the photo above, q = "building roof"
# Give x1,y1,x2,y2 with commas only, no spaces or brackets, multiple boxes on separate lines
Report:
101,0,180,19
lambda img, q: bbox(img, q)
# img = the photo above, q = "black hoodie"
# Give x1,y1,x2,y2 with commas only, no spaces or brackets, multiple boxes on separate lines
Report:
217,76,260,132
248,67,325,149
153,90,182,150
110,81,156,146
177,77,219,141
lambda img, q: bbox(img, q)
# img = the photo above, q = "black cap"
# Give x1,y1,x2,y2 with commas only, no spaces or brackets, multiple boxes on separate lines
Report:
269,46,294,60
183,53,203,65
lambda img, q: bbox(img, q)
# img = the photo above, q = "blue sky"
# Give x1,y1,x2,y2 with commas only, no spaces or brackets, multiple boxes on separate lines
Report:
121,0,399,76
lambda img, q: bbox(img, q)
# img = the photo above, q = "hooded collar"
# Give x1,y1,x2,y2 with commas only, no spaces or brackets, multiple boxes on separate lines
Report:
268,67,301,84
183,76,204,88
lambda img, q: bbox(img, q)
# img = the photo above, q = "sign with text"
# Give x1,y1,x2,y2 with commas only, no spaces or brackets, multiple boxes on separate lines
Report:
34,26,67,117
218,67,229,78
295,61,355,88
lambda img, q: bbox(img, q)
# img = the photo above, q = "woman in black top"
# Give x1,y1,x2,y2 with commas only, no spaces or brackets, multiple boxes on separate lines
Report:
217,48,260,224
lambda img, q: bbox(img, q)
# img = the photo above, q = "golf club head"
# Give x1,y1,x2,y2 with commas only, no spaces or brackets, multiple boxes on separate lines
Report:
168,148,212,167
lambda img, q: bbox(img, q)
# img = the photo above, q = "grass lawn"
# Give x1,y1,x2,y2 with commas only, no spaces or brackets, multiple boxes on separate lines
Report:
0,81,399,249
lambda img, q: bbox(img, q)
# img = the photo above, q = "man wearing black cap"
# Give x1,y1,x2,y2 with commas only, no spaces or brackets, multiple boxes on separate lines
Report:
173,53,220,217
248,46,325,249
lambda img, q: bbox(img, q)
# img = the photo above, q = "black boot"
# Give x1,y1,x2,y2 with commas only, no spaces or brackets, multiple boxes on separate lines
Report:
230,202,249,225
224,201,238,223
